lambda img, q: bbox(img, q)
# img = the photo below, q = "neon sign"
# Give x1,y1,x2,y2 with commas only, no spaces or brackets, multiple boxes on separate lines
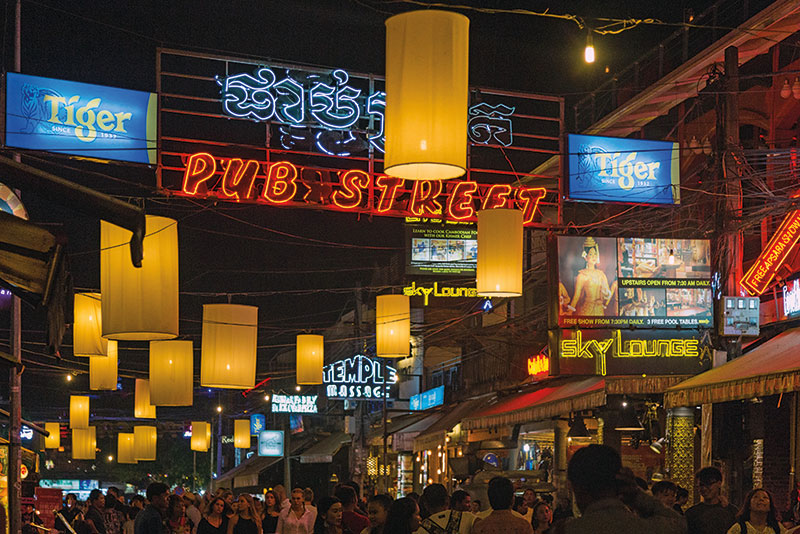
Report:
323,354,397,400
784,280,800,317
403,281,478,306
179,151,546,225
527,354,549,378
271,394,318,414
742,209,800,295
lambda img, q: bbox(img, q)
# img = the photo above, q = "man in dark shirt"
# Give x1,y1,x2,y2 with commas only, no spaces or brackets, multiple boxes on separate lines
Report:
685,467,738,534
56,493,81,533
86,490,107,534
134,483,169,534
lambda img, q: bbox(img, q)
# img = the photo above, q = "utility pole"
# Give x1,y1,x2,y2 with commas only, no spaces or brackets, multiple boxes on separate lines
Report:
724,45,742,296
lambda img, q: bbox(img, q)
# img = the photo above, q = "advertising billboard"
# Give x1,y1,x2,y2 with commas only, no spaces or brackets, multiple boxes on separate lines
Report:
5,73,157,164
405,222,477,275
566,134,680,205
258,430,284,457
271,394,318,413
555,236,712,328
409,385,445,411
323,354,397,400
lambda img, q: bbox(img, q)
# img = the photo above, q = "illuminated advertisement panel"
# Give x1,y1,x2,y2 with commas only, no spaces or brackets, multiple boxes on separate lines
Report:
567,134,680,205
556,236,712,328
405,221,477,276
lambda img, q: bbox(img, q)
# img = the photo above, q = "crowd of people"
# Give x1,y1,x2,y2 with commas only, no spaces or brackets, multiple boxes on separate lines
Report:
43,445,800,534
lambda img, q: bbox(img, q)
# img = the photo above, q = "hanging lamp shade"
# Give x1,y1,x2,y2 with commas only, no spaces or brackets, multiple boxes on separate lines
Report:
134,379,157,419
44,423,61,449
89,345,118,391
149,340,194,406
384,10,469,180
117,433,137,464
376,295,410,358
234,420,251,449
476,208,523,297
70,396,89,429
200,304,258,388
72,426,96,460
101,215,179,341
134,425,157,461
73,293,109,357
191,421,211,452
296,334,323,385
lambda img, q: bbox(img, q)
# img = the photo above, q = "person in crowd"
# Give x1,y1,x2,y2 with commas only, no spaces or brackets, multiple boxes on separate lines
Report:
229,495,262,534
343,482,367,515
449,491,471,513
469,501,480,515
262,492,281,534
522,489,537,523
166,495,194,534
196,498,228,534
22,499,44,534
131,497,146,512
135,482,170,534
406,494,420,506
560,444,685,534
652,481,679,511
312,497,348,534
304,490,316,511
363,494,392,534
274,487,290,511
123,508,140,534
184,494,202,534
471,477,532,534
685,467,738,534
277,487,316,534
104,488,126,534
86,489,108,534
725,489,782,534
57,493,82,533
221,493,236,520
675,488,689,515
531,502,552,534
514,498,530,521
334,485,368,534
416,484,473,534
382,498,420,534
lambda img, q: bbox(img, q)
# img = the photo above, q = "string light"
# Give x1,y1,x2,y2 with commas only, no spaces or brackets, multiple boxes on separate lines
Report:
584,31,595,63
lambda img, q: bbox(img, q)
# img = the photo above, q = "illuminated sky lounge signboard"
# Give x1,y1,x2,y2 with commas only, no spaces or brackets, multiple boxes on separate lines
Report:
323,354,397,400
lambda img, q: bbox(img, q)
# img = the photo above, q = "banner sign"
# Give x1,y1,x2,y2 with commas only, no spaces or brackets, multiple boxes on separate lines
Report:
5,72,156,164
741,209,800,295
258,430,284,457
250,414,265,435
555,236,712,328
410,385,445,411
566,134,680,205
324,354,397,400
406,221,477,275
271,394,318,413
784,279,800,317
527,354,550,378
403,281,478,306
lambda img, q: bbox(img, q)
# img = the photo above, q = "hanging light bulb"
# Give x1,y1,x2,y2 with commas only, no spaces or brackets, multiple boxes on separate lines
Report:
133,425,157,461
702,137,712,155
149,340,193,406
200,304,258,389
584,31,595,64
117,433,138,464
44,423,61,449
134,379,157,419
781,79,793,99
234,420,251,448
72,427,96,460
191,421,211,452
73,293,109,357
689,136,701,155
376,295,410,358
88,344,118,391
70,396,90,429
477,209,523,297
296,334,324,385
668,249,675,265
793,78,800,100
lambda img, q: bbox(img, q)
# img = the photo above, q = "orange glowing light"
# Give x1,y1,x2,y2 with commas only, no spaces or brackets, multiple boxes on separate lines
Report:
527,353,549,378
409,180,443,217
220,158,259,201
481,184,513,210
332,169,370,209
182,152,216,196
447,181,478,220
741,208,800,295
516,187,547,224
374,175,404,213
262,161,298,204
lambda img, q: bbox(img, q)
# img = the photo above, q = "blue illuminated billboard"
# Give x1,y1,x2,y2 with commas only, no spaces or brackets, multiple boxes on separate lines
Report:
566,134,679,205
250,414,265,435
258,430,284,457
410,385,445,411
5,73,157,164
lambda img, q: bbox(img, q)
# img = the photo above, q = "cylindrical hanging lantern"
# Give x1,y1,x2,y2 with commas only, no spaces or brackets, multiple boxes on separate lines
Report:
101,215,179,341
191,421,211,452
149,340,193,406
73,293,109,357
296,334,323,385
134,379,157,419
70,396,89,429
234,420,251,449
134,425,157,461
384,10,469,180
376,295,410,358
89,344,118,391
200,304,258,388
72,426,96,460
117,433,137,464
477,208,523,297
44,423,61,449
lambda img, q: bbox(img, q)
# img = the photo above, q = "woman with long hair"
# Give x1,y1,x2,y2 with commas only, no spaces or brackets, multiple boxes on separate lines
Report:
727,488,784,534
228,495,263,534
197,498,228,534
262,492,281,534
166,495,194,534
531,502,552,534
381,498,420,534
313,497,348,534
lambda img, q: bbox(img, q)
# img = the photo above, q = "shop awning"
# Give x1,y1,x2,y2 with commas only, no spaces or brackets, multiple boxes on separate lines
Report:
413,394,493,452
299,432,351,464
368,411,440,449
665,327,800,408
215,434,313,490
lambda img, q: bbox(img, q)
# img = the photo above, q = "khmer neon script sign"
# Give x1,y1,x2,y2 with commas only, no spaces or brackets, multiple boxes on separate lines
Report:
741,208,800,295
179,152,546,224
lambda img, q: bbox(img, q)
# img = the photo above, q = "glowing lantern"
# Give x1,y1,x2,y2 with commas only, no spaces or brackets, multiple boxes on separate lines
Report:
384,10,469,180
89,345,118,391
376,295,410,358
134,425,157,461
296,334,323,385
149,340,193,406
44,423,61,449
234,420,251,448
200,304,258,388
72,427,96,460
191,421,211,452
70,396,89,429
476,208,523,297
73,293,109,357
101,215,179,341
117,433,137,464
134,379,157,419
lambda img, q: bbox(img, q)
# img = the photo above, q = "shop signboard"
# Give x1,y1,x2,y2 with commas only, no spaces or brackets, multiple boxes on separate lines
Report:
410,386,445,411
323,354,397,400
258,430,284,457
553,235,712,329
566,134,680,205
742,209,800,295
527,354,550,379
405,221,477,276
271,394,318,413
403,282,478,306
784,279,800,317
250,414,265,435
35,487,63,529
5,73,157,164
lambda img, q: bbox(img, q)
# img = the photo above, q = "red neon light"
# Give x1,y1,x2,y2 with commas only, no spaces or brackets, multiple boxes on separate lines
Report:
741,208,800,295
241,377,272,397
410,181,443,217
527,354,549,378
332,169,369,209
263,161,298,204
375,175,404,213
221,158,259,201
447,181,479,220
482,184,513,210
516,187,548,224
182,152,216,195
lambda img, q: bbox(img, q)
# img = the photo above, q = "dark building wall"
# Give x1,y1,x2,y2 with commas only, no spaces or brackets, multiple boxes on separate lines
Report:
762,395,791,515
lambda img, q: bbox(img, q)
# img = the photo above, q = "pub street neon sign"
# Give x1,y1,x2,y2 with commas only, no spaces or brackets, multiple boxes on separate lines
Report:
180,151,546,225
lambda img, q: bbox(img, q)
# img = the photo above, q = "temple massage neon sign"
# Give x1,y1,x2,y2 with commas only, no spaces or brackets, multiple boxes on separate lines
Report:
178,151,547,224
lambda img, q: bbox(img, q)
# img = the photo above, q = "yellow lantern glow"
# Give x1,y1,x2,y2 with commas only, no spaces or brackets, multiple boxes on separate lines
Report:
234,420,250,449
70,395,89,429
476,208,523,297
73,293,109,357
376,295,410,358
89,345,118,391
134,379,157,419
101,215,179,341
72,426,96,460
149,340,193,406
200,304,258,388
134,425,157,461
384,10,469,180
191,421,211,452
44,423,61,449
117,433,137,464
296,334,323,385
